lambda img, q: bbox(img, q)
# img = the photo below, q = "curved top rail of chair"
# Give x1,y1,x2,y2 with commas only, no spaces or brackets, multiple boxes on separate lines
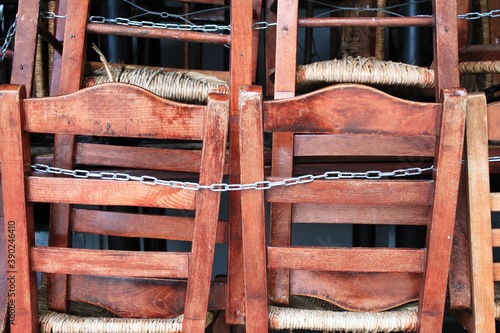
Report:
18,82,228,140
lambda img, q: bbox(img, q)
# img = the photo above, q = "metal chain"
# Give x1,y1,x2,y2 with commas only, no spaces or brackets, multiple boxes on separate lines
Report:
458,9,500,20
39,6,500,36
0,15,16,61
88,15,231,33
31,163,434,192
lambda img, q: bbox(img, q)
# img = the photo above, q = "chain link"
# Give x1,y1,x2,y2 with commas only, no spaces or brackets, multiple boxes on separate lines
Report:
458,9,500,20
32,163,434,192
88,15,230,33
0,15,16,61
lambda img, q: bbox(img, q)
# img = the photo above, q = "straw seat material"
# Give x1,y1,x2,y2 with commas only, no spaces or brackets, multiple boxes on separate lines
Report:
268,304,418,333
295,56,436,90
85,65,229,104
295,57,500,92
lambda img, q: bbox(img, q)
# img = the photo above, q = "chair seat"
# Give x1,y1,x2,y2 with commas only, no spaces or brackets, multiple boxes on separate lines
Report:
268,303,418,332
39,312,213,333
38,284,214,333
85,64,229,104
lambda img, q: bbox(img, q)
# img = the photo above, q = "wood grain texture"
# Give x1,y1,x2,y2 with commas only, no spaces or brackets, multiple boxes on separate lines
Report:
0,82,229,333
238,82,466,333
238,85,269,332
267,246,425,273
71,209,228,243
32,247,190,278
23,83,206,140
265,84,440,135
460,92,496,332
290,270,421,312
266,179,434,206
28,177,196,210
0,85,39,332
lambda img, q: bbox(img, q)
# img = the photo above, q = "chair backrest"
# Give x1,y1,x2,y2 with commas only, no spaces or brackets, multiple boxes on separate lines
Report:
0,82,229,333
239,83,466,332
453,93,499,333
268,0,459,100
38,0,257,324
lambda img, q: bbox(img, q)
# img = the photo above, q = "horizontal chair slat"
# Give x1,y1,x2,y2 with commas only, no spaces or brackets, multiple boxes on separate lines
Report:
71,209,228,243
491,229,500,247
28,176,196,210
294,134,436,157
266,179,434,206
32,247,190,278
292,204,430,225
493,263,500,282
75,143,204,173
491,193,500,212
268,246,426,273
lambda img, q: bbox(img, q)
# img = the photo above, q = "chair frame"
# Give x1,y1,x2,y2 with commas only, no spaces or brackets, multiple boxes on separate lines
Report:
239,83,467,333
0,82,229,333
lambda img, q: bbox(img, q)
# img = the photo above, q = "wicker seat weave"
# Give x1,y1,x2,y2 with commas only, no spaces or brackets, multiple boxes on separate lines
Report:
295,56,435,90
295,57,500,93
268,304,418,333
85,65,229,104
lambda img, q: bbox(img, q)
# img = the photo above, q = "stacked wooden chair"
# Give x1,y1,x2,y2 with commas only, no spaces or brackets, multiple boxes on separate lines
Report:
0,81,230,333
0,1,261,331
238,81,466,332
450,92,500,333
264,0,460,98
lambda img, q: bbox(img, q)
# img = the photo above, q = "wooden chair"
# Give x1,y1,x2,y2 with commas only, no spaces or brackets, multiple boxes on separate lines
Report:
1,1,256,327
0,82,229,333
265,0,459,98
238,83,466,332
450,93,500,333
34,1,257,325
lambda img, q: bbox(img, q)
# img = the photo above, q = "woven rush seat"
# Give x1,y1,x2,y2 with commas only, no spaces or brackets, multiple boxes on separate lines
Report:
294,56,500,92
268,295,418,332
268,305,418,332
85,65,229,104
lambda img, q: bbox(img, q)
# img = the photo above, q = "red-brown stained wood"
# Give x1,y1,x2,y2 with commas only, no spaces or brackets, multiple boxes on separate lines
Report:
9,0,40,97
292,204,431,225
0,82,229,333
67,274,226,319
71,209,228,244
417,89,466,333
32,247,190,278
238,85,269,332
221,0,255,325
23,83,206,140
0,85,39,332
87,23,231,44
75,143,206,173
452,93,497,332
265,84,440,135
448,164,471,309
0,179,6,333
295,134,437,157
267,247,426,273
239,83,466,333
266,179,434,206
290,270,421,312
28,177,196,210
